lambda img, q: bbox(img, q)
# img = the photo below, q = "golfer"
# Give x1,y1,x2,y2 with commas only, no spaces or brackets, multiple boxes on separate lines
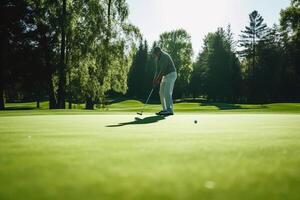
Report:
152,47,177,116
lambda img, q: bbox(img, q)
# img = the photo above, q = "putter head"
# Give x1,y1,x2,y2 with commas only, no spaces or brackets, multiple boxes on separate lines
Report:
137,112,142,116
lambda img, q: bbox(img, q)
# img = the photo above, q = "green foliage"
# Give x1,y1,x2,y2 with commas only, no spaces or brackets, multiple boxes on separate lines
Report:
253,25,286,101
191,27,242,102
239,10,268,68
280,0,300,37
58,0,140,108
127,41,150,98
280,0,300,99
0,0,53,108
234,3,300,103
189,51,207,98
239,10,284,103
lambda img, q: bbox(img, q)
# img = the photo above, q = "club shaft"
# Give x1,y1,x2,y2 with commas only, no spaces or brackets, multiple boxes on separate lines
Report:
145,88,154,105
140,88,154,114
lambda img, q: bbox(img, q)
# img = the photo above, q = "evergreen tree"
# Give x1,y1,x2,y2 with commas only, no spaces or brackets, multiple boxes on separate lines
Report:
144,42,157,96
254,25,285,101
189,50,208,98
0,0,36,109
191,28,242,102
239,10,269,102
239,10,268,74
127,41,149,98
26,0,65,109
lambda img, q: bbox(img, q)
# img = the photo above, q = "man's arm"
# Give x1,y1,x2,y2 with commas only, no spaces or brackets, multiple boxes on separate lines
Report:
153,54,168,86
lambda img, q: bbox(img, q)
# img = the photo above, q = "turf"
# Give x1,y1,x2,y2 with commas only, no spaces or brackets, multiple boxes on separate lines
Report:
2,100,300,116
1,102,300,200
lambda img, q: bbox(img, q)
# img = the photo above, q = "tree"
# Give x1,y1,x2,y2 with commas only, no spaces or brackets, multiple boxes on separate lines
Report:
127,41,149,98
225,25,243,102
57,0,67,109
239,10,268,75
157,29,193,98
25,0,62,109
239,10,269,102
255,25,286,101
280,0,300,100
0,0,140,110
190,27,242,102
0,0,35,109
189,50,208,98
65,0,139,109
207,28,241,101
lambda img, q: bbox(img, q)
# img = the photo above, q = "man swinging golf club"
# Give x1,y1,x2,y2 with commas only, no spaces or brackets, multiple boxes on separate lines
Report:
152,47,177,116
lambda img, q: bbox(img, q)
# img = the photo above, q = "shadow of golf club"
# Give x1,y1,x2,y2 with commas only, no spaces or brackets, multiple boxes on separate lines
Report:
106,115,166,127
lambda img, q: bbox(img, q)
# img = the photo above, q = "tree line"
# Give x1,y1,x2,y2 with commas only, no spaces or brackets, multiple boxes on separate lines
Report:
128,1,300,103
1,0,300,110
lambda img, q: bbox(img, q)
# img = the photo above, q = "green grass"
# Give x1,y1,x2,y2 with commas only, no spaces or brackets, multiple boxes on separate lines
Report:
1,101,300,199
2,100,300,116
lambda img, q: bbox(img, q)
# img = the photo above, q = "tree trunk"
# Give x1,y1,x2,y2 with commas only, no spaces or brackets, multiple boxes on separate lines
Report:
0,87,4,110
58,0,67,109
85,96,94,110
0,33,5,110
0,55,4,110
46,52,57,109
48,75,57,109
37,100,40,109
99,0,112,86
66,33,71,110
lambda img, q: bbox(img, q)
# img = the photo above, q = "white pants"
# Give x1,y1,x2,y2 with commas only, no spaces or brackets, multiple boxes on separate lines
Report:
159,72,177,112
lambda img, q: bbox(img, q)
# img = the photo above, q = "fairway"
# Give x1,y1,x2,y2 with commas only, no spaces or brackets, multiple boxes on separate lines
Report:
1,111,300,200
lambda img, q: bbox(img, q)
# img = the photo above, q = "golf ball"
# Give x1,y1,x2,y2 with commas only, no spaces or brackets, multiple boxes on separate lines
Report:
194,120,198,124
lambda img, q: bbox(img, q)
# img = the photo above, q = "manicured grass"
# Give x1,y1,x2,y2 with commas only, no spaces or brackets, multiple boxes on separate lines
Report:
2,100,300,116
1,102,300,199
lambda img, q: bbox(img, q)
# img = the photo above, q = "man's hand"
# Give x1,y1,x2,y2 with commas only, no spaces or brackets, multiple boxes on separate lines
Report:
153,75,163,87
152,78,159,87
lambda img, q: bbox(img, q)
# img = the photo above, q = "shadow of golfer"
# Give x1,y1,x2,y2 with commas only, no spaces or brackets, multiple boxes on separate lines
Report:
106,115,166,127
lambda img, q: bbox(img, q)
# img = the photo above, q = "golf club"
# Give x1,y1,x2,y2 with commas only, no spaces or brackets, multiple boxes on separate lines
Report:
137,88,154,116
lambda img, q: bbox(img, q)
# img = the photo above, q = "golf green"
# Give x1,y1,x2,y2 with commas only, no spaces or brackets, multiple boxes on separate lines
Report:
1,111,300,200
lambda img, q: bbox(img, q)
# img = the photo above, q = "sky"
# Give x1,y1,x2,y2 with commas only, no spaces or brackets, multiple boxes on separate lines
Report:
127,0,291,56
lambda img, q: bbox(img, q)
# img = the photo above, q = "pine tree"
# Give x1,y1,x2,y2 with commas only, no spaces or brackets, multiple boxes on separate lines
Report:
128,40,149,98
239,10,268,76
239,10,269,102
192,28,242,102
